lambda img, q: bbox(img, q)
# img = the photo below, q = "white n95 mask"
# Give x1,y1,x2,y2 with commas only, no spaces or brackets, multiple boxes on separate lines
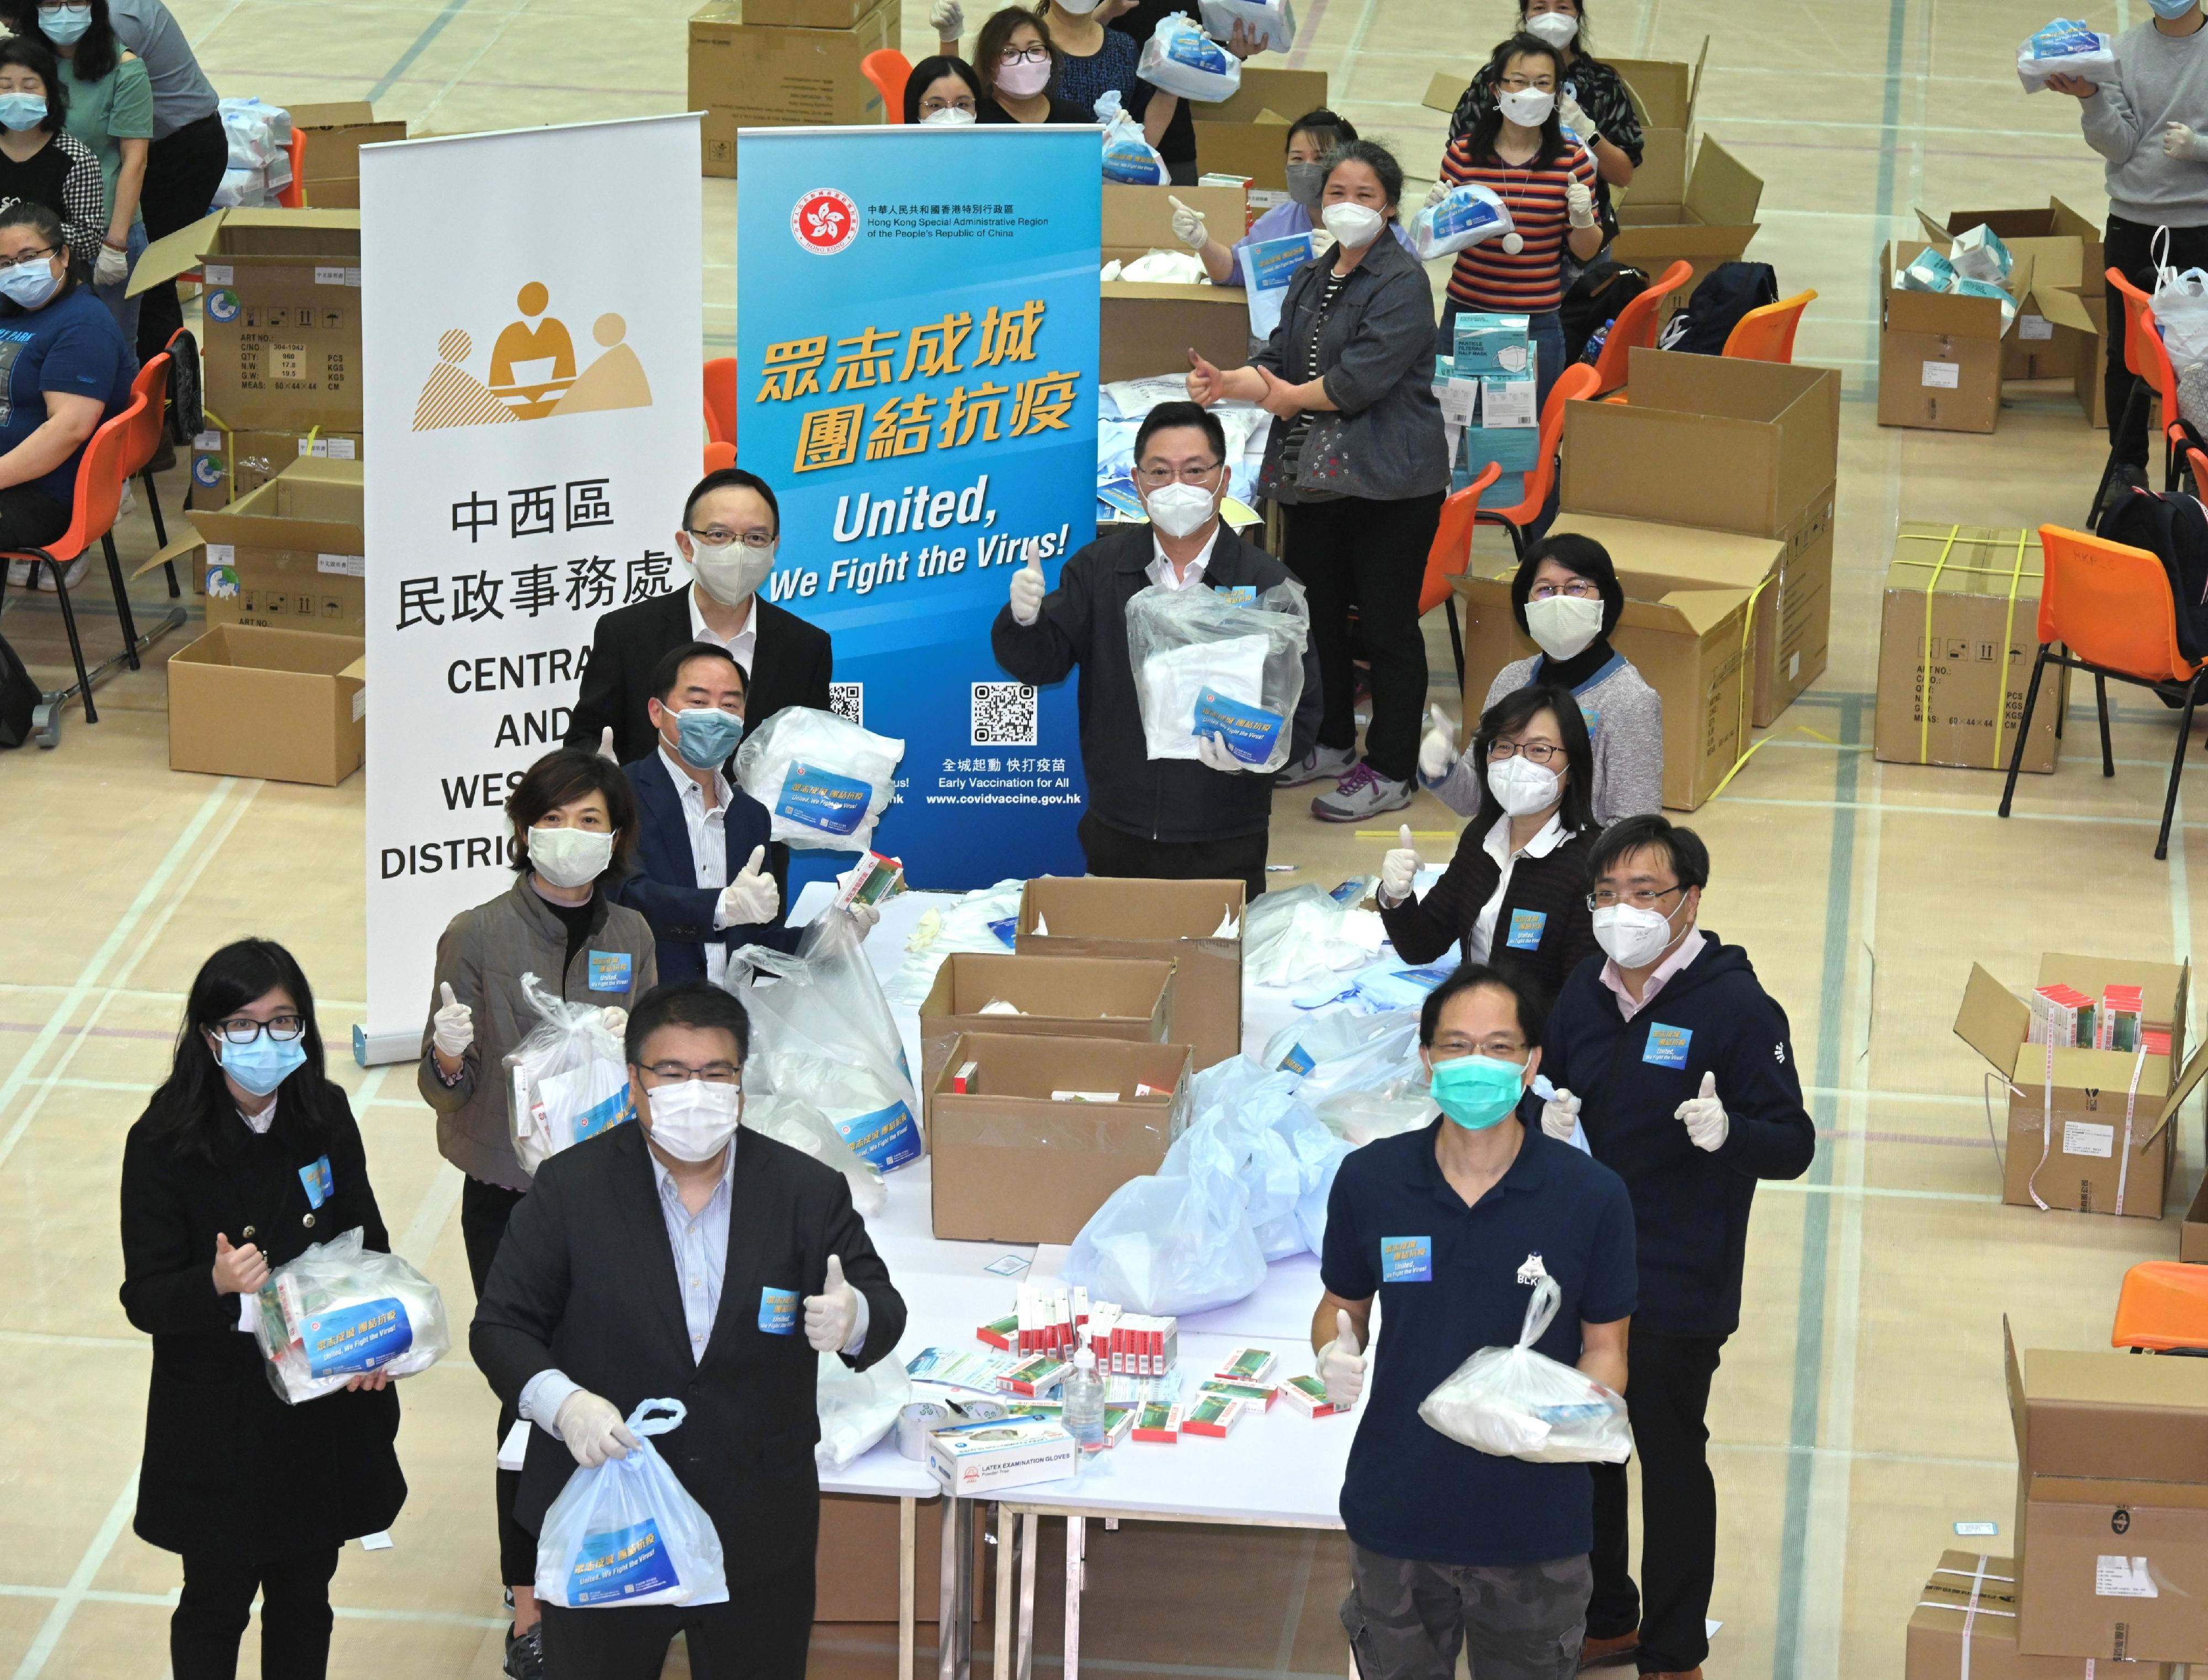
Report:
1524,592,1603,660
1498,87,1556,128
1145,481,1217,539
1592,901,1682,969
687,538,775,608
921,105,978,125
1321,202,1384,249
1525,11,1579,49
1487,755,1561,816
527,825,615,889
645,1080,742,1162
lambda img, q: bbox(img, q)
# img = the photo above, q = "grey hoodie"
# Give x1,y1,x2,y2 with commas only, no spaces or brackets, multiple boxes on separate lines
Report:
2082,15,2208,226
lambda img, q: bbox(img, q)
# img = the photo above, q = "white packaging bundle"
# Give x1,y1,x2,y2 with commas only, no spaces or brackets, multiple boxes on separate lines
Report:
1416,1266,1630,1463
2017,18,2116,92
215,98,292,208
1947,223,2014,285
251,1227,450,1405
535,1399,730,1608
816,1349,912,1469
1241,885,1386,985
1408,183,1515,262
1138,14,1244,102
1118,249,1211,284
734,705,905,852
1126,579,1309,772
506,971,632,1175
744,1089,887,1218
882,878,1028,1007
1199,0,1294,52
1097,89,1169,185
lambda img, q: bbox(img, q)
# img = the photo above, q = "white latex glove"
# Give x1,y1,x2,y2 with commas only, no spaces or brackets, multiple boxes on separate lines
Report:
1559,91,1599,147
1009,547,1044,626
1676,1071,1728,1152
2168,121,2207,160
596,725,618,763
1416,704,1457,781
1168,193,1209,251
1379,823,1419,905
94,242,128,286
432,982,474,1057
1195,731,1246,774
847,899,880,937
805,1254,861,1352
1567,181,1596,230
1542,1086,1582,1143
597,1006,628,1040
720,844,780,926
1423,177,1451,210
555,1390,640,1468
928,0,962,35
1316,1309,1366,1407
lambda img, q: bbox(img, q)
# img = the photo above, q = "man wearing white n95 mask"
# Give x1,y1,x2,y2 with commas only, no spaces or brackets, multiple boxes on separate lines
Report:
473,980,906,1680
993,400,1321,896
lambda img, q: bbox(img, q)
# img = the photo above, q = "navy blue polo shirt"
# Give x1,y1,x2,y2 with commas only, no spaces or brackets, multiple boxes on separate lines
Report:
1321,1118,1637,1567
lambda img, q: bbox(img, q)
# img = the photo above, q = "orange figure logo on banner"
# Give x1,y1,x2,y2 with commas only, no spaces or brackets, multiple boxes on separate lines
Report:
413,284,652,432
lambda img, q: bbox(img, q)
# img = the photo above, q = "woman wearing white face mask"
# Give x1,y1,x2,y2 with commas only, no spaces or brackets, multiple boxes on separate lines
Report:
1445,2,1640,193
1181,109,1418,288
418,747,658,1672
1424,533,1662,825
1377,685,1601,1015
903,55,985,123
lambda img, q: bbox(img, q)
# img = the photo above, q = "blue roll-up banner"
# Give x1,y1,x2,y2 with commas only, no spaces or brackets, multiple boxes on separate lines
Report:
736,127,1100,889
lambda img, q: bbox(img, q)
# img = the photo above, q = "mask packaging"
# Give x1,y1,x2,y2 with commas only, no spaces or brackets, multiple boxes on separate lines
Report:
505,971,633,1175
1136,14,1244,102
1408,182,1515,262
251,1227,452,1405
733,704,905,851
1240,885,1386,985
1897,246,1957,294
2016,18,2116,91
1126,579,1312,772
1451,311,1534,378
1416,1267,1631,1463
1198,0,1294,52
535,1399,729,1609
1946,222,2014,286
1950,275,2020,334
1096,89,1170,185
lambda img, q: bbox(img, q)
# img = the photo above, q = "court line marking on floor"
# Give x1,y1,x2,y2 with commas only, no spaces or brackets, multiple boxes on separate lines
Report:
398,1163,467,1267
368,0,476,103
0,1330,146,1353
11,1470,139,1680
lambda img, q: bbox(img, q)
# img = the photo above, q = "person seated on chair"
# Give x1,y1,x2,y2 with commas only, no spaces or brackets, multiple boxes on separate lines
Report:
0,195,132,593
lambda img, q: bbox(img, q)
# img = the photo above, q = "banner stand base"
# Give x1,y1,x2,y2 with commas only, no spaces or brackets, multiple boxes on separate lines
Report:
353,1024,424,1068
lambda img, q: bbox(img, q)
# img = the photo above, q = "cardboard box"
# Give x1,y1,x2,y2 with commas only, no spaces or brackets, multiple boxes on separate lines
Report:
688,0,896,173
1190,118,1289,191
1015,875,1245,1067
1880,241,2039,434
2184,1174,2208,1263
1919,205,2099,384
2038,284,2110,429
189,427,360,511
917,953,1175,1115
1907,1550,2175,1679
1874,523,2063,775
1607,40,1708,208
815,1493,984,1624
1954,957,2208,1218
167,625,365,785
1205,67,1327,125
2005,1320,2208,1662
1102,185,1252,383
129,208,362,432
190,455,365,635
1559,350,1839,724
285,102,407,209
1610,138,1761,306
929,1033,1192,1245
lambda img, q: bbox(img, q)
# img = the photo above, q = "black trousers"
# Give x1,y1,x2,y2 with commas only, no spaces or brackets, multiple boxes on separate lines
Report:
541,1557,815,1680
1078,808,1267,899
2105,214,2208,470
460,1173,536,1591
136,112,229,364
1281,491,1443,785
172,1544,341,1680
1585,1329,1726,1674
0,485,72,551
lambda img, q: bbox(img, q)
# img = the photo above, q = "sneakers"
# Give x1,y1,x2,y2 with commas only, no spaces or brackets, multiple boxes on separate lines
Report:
4,561,24,589
503,1623,544,1680
1275,742,1356,788
33,554,90,593
1310,761,1412,822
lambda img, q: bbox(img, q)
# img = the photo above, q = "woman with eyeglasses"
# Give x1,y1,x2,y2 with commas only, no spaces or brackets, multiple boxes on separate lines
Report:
903,54,984,124
941,7,1099,125
120,938,408,1680
1444,2,1641,194
1377,683,1600,1014
419,746,658,1677
1423,533,1662,825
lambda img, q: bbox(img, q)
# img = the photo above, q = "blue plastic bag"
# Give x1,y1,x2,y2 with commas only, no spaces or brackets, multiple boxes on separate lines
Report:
535,1400,730,1609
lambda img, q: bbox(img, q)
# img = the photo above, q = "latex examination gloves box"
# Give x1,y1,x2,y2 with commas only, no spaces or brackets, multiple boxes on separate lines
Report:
1016,875,1245,1067
189,455,366,637
918,953,1175,1120
687,0,900,177
1100,185,1252,382
1880,240,2039,434
929,1032,1192,1245
1907,1550,2175,1678
168,625,365,786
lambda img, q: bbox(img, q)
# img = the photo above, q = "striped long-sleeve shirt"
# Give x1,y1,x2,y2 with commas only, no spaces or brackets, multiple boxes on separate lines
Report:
1439,139,1597,316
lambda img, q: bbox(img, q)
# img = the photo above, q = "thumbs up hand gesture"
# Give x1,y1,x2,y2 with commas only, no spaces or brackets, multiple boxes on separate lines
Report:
1317,1308,1366,1407
719,844,780,927
212,1231,269,1297
805,1253,862,1352
1416,704,1457,781
1677,1071,1728,1152
1379,823,1420,906
596,725,619,763
1009,543,1046,626
432,981,474,1057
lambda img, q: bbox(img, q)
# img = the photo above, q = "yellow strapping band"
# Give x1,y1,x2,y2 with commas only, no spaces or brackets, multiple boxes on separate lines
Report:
1990,527,2030,770
1918,524,1961,767
1706,570,1777,804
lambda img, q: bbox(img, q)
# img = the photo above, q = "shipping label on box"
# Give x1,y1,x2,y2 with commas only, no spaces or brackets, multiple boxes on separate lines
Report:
1906,1550,2177,1679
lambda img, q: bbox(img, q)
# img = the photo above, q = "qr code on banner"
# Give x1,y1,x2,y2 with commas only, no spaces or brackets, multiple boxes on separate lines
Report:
972,682,1037,746
828,683,864,726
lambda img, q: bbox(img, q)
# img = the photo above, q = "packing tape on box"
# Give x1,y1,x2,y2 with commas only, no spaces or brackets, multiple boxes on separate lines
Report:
1703,568,1779,804
896,1401,952,1459
1897,527,2039,769
2116,1039,2149,1217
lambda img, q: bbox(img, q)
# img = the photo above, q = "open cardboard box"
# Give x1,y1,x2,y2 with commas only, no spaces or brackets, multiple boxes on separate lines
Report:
1016,876,1244,1067
1608,39,1708,208
1102,185,1252,382
285,102,407,209
1880,241,2037,434
168,625,366,785
1918,204,2096,382
2035,284,2110,428
1206,67,1328,125
1191,114,1289,194
918,953,1174,1119
189,455,365,635
688,0,897,176
1610,137,1761,306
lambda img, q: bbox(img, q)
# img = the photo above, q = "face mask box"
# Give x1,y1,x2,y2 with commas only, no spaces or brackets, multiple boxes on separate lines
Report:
167,624,365,786
918,953,1175,1121
188,427,362,512
283,103,408,210
1954,955,2206,1218
687,0,900,178
189,455,367,636
928,1032,1192,1245
1906,1551,2177,1680
1016,875,1245,1067
1101,185,1254,383
1878,241,2039,434
2002,1319,2208,1662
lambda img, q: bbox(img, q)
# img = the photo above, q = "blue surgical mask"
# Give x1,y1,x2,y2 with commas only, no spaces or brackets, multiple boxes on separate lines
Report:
0,94,49,132
39,7,92,43
2152,0,2198,18
669,706,745,769
219,1033,307,1098
0,258,60,309
1429,1054,1526,1130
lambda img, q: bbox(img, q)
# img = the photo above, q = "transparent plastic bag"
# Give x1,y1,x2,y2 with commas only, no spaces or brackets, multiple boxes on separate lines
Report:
1408,183,1515,262
1096,89,1169,185
1064,1119,1266,1315
1199,0,1294,53
506,971,632,1175
2158,247,2208,391
744,1089,887,1219
1137,13,1243,102
1241,885,1384,985
535,1399,730,1609
1416,1269,1630,1463
733,706,905,851
2017,18,2115,91
1126,579,1309,772
251,1227,450,1405
882,878,1027,1007
817,1350,912,1469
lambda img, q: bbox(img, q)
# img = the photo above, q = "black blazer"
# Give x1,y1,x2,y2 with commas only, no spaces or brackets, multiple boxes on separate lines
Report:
612,753,801,983
565,586,834,766
469,1124,905,1586
119,1087,407,1557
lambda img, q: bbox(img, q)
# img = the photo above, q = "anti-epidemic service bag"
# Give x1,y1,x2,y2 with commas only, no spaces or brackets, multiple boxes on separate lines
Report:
1126,579,1310,772
535,1399,730,1609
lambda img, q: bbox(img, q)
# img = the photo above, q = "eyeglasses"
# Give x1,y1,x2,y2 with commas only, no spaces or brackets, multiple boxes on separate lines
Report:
686,527,774,550
37,3,89,12
1487,739,1561,764
1498,74,1556,91
1429,1035,1526,1061
641,1061,744,1086
0,246,56,273
211,1014,306,1044
1136,461,1223,487
1586,884,1685,912
1529,579,1600,600
999,44,1049,63
921,98,975,113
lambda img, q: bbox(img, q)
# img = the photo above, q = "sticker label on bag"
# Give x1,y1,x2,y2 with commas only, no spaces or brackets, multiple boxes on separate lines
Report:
758,1287,799,1335
587,951,632,993
569,1518,681,1604
301,1297,412,1376
299,1155,333,1208
1505,910,1547,950
572,1083,631,1143
988,916,1018,948
1643,1024,1692,1069
776,761,871,836
1277,1043,1316,1075
1381,1236,1432,1283
1214,584,1257,605
832,1100,923,1171
1192,688,1285,765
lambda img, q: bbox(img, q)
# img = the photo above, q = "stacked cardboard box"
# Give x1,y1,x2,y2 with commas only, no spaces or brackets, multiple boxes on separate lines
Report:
189,427,360,511
1015,876,1246,1067
188,456,366,637
1906,1550,2177,1678
1189,66,1329,211
1878,240,2040,433
687,0,900,178
285,102,407,209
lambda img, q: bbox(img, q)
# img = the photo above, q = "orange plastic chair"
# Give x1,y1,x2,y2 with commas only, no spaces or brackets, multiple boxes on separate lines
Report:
1999,523,2208,859
863,49,915,122
2113,1262,2208,1353
703,440,735,474
120,350,180,596
0,391,152,726
1420,464,1502,687
1589,259,1691,397
1723,288,1817,363
703,356,736,447
277,126,307,208
2100,266,2189,509
1471,361,1600,559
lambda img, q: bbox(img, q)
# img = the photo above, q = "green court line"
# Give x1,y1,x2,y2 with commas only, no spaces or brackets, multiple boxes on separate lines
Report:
368,0,475,104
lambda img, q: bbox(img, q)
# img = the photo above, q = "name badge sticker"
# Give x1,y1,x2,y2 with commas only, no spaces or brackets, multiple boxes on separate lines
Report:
758,1286,799,1335
1380,1236,1432,1283
1643,1024,1692,1069
587,950,633,993
1505,909,1547,950
299,1155,333,1208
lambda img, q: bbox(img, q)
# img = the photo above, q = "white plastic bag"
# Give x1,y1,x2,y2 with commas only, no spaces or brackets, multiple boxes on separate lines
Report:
1241,885,1384,985
744,1089,887,1219
733,706,905,852
535,1399,730,1608
1119,249,1211,284
1199,0,1293,53
2155,235,2208,432
731,910,924,1172
1408,183,1515,262
1097,89,1169,185
1064,1120,1266,1315
882,878,1027,1007
251,1228,450,1405
2016,18,2115,92
1416,1268,1630,1463
817,1350,912,1469
1126,579,1310,771
506,972,632,1175
1184,1061,1347,1261
1138,13,1243,102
